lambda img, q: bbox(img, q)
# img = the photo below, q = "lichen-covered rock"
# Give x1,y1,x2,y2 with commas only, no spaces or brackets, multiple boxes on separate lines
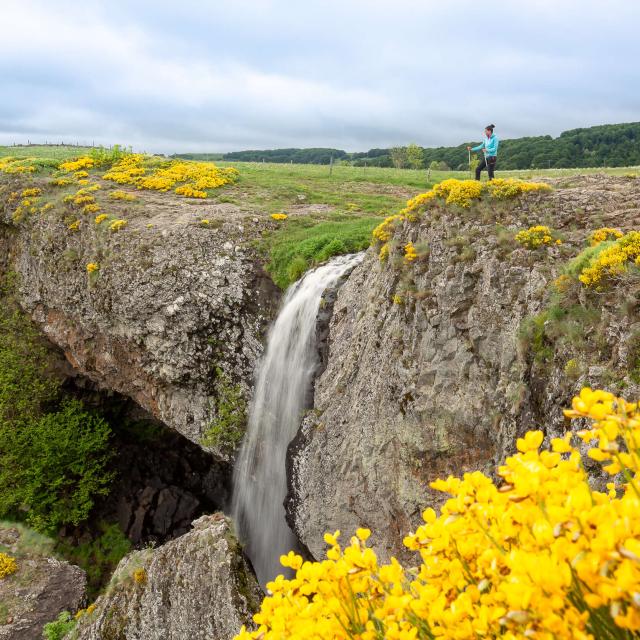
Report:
0,522,86,640
0,184,280,455
287,175,640,562
72,514,260,640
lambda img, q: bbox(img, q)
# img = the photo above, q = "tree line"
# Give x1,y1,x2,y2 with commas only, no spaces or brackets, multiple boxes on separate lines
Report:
197,122,640,169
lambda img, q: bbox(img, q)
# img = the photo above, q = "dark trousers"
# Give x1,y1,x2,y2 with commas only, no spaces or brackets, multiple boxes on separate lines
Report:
476,156,496,180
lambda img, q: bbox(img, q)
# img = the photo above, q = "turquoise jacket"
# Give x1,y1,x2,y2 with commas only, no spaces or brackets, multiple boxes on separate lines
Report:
472,133,499,157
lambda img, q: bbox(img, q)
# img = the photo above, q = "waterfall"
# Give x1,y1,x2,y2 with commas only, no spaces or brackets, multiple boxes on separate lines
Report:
231,253,364,586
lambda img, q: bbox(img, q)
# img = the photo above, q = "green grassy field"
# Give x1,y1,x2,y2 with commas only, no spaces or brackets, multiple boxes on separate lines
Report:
2,145,638,287
0,144,96,160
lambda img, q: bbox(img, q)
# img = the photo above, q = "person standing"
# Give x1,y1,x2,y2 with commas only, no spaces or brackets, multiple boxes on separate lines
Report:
468,124,499,180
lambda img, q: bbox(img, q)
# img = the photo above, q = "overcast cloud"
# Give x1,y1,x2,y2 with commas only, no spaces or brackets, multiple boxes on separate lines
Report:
0,0,638,153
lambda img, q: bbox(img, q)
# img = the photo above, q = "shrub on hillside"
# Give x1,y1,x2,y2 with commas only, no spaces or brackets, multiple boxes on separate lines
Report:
0,285,113,533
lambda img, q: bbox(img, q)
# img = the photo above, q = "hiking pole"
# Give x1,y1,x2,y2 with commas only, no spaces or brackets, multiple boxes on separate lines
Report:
468,148,471,177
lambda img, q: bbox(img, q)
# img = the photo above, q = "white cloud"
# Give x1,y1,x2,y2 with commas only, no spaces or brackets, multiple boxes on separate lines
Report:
0,0,638,152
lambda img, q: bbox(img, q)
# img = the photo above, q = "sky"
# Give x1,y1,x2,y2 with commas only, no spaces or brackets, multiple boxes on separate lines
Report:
1,0,639,154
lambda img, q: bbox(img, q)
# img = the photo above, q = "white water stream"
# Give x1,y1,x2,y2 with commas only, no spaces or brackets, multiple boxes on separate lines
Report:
231,253,364,585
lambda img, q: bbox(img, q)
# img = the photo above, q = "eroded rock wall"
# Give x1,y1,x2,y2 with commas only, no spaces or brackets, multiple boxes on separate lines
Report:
0,190,280,454
288,175,640,562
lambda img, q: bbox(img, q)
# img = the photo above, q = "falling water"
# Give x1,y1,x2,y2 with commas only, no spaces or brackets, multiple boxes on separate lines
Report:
232,253,364,585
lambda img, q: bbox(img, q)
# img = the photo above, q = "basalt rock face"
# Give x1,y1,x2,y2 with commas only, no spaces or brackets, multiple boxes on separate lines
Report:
71,514,261,640
0,190,280,454
287,175,640,563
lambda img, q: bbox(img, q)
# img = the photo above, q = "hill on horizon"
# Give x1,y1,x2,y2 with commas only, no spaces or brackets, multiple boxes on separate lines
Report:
172,121,640,170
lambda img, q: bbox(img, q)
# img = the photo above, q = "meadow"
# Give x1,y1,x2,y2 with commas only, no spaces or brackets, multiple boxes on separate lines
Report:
1,145,638,286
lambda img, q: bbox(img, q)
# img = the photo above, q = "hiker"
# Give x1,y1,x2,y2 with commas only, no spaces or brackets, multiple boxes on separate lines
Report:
468,124,499,180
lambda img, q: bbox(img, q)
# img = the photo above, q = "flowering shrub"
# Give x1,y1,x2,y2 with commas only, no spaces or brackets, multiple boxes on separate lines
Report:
201,219,210,225
68,220,81,232
86,263,99,273
109,219,127,232
378,243,390,262
0,552,17,579
404,242,417,262
50,177,72,187
375,179,553,254
515,225,561,249
109,190,137,201
83,203,100,214
0,157,37,174
579,231,640,286
102,154,238,198
21,187,41,198
74,170,89,179
59,157,95,172
236,387,640,640
94,214,108,224
589,227,623,247
175,185,207,198
271,213,288,221
487,177,552,199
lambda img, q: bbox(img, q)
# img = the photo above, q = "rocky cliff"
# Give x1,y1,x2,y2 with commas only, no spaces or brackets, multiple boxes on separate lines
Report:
0,523,86,640
288,175,640,562
71,514,260,640
0,179,280,455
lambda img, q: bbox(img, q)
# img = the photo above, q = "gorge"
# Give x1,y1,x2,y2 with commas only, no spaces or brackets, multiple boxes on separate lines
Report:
1,168,640,638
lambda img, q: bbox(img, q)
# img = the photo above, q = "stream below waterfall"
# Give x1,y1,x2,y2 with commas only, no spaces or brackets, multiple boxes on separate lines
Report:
232,253,364,585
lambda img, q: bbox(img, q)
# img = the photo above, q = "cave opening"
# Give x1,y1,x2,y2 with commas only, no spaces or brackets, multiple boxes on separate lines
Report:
58,376,231,594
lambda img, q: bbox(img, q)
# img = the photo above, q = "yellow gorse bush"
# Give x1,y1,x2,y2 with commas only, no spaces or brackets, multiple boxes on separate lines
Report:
236,387,640,640
109,219,127,232
590,228,624,247
271,213,288,221
60,157,95,172
102,154,238,198
0,157,37,174
109,189,137,201
404,242,418,262
579,231,640,287
94,214,108,224
373,178,552,261
515,225,561,249
0,552,17,579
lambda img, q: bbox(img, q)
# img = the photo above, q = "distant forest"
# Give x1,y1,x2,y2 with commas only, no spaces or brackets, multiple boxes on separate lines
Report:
173,122,640,169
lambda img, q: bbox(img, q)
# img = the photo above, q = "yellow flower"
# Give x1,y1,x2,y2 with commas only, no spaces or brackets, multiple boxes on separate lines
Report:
68,220,81,231
404,241,418,262
201,219,210,225
109,219,127,232
109,189,137,201
515,225,556,249
86,262,99,273
271,213,288,221
133,567,147,584
83,203,101,214
94,214,108,224
0,552,17,579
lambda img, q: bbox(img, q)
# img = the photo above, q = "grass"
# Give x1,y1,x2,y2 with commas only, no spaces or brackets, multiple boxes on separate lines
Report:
2,145,639,289
0,144,97,160
262,216,380,288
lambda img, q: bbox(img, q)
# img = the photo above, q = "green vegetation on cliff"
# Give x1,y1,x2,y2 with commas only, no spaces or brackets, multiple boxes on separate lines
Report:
0,275,113,533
